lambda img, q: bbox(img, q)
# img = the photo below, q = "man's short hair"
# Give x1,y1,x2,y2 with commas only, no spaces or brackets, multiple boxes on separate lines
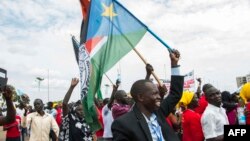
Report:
34,98,43,104
47,101,53,107
114,90,127,100
204,86,218,97
130,79,153,101
202,83,213,93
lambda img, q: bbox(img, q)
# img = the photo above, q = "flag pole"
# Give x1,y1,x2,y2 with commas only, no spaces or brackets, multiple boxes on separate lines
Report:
114,0,172,53
104,73,114,86
132,47,162,86
147,29,172,53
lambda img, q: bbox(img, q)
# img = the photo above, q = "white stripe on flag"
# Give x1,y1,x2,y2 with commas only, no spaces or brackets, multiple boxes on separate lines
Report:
90,36,108,58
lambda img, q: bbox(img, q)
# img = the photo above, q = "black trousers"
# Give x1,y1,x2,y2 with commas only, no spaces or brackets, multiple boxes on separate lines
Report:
6,137,21,141
97,137,113,141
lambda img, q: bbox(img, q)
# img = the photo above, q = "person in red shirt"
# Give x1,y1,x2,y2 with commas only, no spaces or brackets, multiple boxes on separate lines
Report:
55,104,62,127
0,85,16,126
3,115,21,141
111,90,130,119
95,98,104,138
181,91,204,141
194,94,208,115
194,84,212,115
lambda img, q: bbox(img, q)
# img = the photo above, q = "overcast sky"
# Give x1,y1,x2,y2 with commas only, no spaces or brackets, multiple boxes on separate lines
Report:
1,0,250,104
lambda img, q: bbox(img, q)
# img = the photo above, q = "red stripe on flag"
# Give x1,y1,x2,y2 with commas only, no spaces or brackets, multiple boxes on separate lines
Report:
86,37,103,54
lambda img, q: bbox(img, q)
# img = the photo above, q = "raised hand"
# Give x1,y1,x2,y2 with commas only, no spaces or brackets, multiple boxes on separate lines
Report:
170,49,180,67
145,64,154,80
113,84,119,91
63,78,79,117
2,86,13,101
71,78,79,88
196,78,202,83
146,64,154,75
116,78,121,87
158,84,168,98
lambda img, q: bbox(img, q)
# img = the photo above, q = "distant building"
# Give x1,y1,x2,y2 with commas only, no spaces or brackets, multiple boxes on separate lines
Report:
236,74,250,87
246,74,250,82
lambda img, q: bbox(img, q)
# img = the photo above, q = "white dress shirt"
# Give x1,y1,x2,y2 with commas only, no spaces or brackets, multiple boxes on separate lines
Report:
201,104,229,139
24,112,59,141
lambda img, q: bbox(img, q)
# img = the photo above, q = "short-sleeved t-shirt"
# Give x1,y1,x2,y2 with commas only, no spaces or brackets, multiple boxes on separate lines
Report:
201,104,229,139
4,115,21,138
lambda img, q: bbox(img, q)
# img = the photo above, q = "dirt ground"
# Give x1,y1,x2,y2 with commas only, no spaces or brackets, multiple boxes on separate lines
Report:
0,126,29,141
0,126,6,141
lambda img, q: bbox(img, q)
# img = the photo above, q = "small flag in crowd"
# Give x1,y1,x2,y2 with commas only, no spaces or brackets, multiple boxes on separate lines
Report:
184,70,195,91
16,89,24,96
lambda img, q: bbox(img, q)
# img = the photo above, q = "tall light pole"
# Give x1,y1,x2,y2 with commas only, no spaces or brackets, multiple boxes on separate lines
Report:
47,69,50,102
36,77,44,92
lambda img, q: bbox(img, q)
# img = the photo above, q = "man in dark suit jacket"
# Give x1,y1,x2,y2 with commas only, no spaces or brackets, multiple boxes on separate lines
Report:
111,50,184,141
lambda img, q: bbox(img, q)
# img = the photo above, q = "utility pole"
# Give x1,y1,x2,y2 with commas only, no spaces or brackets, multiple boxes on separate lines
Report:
36,77,44,92
48,69,50,102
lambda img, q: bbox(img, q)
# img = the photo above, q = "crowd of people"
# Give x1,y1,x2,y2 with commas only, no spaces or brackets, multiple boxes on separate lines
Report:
1,49,250,141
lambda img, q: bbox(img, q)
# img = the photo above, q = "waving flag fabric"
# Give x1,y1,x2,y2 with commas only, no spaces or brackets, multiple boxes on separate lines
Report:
78,42,102,131
82,0,147,131
71,35,101,131
79,0,90,20
71,36,80,64
79,0,90,44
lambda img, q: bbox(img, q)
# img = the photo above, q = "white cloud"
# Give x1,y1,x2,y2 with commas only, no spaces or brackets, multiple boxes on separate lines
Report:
120,0,250,93
1,0,250,103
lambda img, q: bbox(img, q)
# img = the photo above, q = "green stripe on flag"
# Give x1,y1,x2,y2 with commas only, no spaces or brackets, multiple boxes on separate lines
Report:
87,30,146,108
